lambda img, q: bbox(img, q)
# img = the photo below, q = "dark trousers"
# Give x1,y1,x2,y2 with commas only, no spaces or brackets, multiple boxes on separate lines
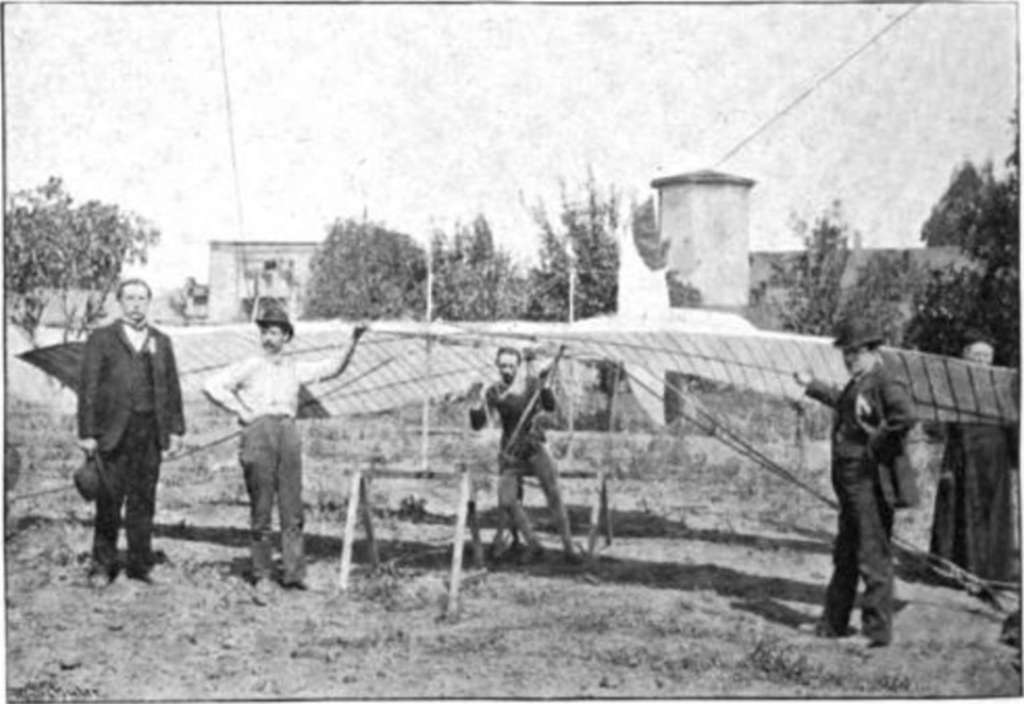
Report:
93,412,161,577
239,416,304,584
824,454,895,643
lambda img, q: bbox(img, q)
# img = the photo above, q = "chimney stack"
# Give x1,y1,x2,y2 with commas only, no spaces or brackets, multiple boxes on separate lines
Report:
651,170,755,309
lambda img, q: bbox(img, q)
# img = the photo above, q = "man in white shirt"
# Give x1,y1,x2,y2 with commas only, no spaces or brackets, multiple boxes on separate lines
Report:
203,304,366,590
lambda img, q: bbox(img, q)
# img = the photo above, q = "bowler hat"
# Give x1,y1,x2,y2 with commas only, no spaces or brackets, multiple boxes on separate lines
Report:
73,455,104,502
255,302,294,340
832,318,884,350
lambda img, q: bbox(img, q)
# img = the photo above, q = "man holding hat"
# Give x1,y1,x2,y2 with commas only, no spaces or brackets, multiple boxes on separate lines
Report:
203,303,366,590
77,278,186,586
794,318,914,647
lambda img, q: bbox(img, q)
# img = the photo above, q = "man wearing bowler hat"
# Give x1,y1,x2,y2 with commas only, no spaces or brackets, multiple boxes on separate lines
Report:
77,278,186,587
794,318,914,647
203,302,366,591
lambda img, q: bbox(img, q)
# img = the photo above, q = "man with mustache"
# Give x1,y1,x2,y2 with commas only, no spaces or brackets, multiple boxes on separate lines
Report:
77,278,185,587
203,303,366,591
470,346,578,564
794,318,914,647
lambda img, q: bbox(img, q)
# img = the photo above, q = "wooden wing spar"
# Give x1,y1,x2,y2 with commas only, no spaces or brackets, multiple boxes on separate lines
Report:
16,319,1019,426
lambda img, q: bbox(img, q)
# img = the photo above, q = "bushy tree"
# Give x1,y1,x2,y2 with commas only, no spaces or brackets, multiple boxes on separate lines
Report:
631,196,669,270
525,173,621,321
305,218,427,320
4,177,160,343
430,215,528,320
906,128,1019,366
842,252,922,346
920,162,986,247
767,201,852,336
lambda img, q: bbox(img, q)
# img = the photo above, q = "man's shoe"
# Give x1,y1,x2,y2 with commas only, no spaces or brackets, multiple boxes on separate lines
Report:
519,544,545,565
812,621,856,638
125,570,154,585
563,550,584,565
281,580,308,591
251,579,276,603
87,571,115,590
865,633,891,648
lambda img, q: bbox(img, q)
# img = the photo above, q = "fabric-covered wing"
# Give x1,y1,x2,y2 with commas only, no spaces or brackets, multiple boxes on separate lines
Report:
446,323,1018,426
18,322,1017,427
16,343,85,394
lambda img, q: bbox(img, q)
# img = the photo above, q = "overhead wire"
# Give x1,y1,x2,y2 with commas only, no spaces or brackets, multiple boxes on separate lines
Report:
714,4,922,168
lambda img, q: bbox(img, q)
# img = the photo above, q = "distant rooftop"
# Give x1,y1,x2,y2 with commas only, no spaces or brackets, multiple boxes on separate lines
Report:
210,240,321,248
651,169,756,189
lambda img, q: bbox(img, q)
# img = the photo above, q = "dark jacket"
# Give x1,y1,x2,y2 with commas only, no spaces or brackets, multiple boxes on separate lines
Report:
806,361,916,504
470,376,556,458
78,321,185,452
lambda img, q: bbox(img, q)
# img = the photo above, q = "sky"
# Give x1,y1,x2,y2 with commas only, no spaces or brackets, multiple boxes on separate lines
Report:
4,2,1018,291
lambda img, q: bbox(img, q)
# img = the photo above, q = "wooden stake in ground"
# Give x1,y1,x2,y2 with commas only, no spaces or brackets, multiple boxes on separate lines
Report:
339,469,363,591
587,469,606,557
467,469,484,569
359,472,380,568
446,465,472,619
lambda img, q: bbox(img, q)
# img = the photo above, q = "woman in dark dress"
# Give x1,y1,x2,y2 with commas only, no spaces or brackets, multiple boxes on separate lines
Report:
930,332,1018,583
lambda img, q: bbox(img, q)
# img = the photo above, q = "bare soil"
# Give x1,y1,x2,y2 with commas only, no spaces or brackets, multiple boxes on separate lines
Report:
5,394,1020,700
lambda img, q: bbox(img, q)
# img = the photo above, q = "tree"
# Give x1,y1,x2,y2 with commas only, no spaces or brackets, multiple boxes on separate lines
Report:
841,252,921,346
906,125,1019,366
305,218,427,320
525,173,621,321
920,162,985,247
630,196,669,270
767,201,852,336
4,177,160,344
430,215,528,320
167,277,200,326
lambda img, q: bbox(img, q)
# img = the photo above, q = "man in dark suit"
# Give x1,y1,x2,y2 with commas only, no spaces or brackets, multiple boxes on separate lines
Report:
78,278,185,586
794,318,914,647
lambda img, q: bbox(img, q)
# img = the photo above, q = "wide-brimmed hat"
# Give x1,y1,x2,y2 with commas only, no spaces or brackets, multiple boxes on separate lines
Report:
255,302,294,340
73,455,104,502
832,318,884,350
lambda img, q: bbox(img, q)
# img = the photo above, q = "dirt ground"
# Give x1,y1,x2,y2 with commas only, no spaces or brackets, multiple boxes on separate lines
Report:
4,393,1021,700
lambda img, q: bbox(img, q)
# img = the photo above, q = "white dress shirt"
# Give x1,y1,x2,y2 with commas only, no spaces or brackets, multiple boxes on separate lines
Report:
122,320,150,353
203,353,339,418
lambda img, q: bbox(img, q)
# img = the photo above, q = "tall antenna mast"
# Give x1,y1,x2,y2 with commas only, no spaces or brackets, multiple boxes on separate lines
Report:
216,8,257,320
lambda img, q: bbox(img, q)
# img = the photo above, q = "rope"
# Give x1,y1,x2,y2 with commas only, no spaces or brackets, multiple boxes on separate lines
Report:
714,4,921,167
216,8,245,241
622,365,1012,611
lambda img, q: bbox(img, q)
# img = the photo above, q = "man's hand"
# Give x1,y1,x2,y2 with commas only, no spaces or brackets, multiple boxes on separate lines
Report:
237,409,258,426
793,370,813,388
78,438,98,456
470,381,488,409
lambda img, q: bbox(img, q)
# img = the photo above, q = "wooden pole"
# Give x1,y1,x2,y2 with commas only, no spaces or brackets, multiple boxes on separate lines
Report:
794,403,807,473
467,468,484,569
358,473,379,568
564,358,576,466
420,243,434,474
601,473,612,547
607,360,622,433
587,469,605,557
339,469,363,591
446,466,471,619
568,257,576,324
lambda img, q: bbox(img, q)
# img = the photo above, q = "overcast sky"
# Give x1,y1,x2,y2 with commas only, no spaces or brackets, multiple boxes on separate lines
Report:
5,3,1017,290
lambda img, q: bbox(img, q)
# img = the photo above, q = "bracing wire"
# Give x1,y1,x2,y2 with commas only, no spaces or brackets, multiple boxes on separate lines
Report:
714,4,922,168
